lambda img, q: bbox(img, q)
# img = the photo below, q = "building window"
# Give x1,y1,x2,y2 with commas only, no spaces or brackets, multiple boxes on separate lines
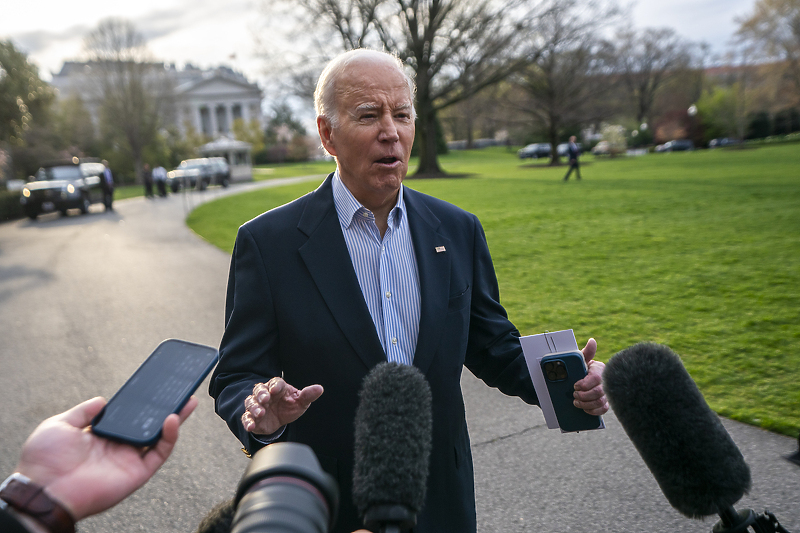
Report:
232,104,242,122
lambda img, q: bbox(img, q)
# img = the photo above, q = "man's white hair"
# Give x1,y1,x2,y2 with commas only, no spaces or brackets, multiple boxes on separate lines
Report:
314,49,416,128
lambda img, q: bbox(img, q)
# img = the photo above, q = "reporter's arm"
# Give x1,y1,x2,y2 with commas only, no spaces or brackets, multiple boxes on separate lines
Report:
9,396,197,523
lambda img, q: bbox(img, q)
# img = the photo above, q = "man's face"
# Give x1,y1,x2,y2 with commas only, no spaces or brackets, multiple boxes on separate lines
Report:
319,58,415,211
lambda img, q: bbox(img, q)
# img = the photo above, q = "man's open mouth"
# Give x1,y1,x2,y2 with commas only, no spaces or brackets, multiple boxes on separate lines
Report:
377,156,399,164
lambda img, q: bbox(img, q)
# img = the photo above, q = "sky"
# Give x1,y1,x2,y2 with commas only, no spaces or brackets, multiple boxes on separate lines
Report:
2,0,757,88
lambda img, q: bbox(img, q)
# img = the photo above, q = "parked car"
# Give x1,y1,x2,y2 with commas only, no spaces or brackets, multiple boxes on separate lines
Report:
19,158,106,219
591,141,611,155
708,137,741,148
168,157,232,192
207,157,231,188
655,139,695,152
557,142,582,157
518,143,552,159
167,158,213,192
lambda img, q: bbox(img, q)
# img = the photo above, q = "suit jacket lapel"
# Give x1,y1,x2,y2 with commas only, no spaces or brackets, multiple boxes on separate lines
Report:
405,187,452,375
297,174,386,370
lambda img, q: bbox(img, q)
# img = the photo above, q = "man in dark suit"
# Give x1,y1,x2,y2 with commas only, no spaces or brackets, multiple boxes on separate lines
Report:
563,136,582,181
209,49,608,533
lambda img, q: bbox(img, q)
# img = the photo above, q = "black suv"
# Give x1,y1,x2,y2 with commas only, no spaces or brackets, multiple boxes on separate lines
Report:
20,159,107,219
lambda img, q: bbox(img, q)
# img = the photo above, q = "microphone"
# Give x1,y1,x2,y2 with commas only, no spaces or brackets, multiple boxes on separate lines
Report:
352,362,432,533
604,342,756,530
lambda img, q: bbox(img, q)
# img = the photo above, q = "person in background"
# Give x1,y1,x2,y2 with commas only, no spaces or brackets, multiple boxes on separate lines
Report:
153,165,168,198
0,397,197,533
101,160,114,210
143,163,154,199
563,135,581,181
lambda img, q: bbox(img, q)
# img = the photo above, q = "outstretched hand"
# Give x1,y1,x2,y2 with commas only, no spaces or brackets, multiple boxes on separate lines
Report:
242,377,324,436
15,396,197,521
573,338,609,416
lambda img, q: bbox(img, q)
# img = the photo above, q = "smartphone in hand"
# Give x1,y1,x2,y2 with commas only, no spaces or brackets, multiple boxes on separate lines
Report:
540,351,603,433
91,339,219,447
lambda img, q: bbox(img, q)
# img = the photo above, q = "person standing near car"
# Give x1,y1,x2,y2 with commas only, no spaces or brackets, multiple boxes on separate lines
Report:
101,160,114,210
143,163,154,198
153,165,168,197
563,136,581,181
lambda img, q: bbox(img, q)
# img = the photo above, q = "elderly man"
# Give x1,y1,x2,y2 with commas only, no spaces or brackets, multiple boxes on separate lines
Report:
209,49,608,533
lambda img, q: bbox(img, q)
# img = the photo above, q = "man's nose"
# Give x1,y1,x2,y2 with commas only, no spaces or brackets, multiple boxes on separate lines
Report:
377,113,400,142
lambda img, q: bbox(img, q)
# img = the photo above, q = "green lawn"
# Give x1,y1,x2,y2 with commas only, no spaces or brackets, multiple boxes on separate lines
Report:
187,145,800,437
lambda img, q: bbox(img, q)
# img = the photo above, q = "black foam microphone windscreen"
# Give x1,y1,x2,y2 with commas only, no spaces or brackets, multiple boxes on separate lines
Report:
604,342,752,518
352,362,433,520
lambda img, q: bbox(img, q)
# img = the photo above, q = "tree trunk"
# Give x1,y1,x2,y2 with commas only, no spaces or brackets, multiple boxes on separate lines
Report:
548,119,561,165
415,100,444,177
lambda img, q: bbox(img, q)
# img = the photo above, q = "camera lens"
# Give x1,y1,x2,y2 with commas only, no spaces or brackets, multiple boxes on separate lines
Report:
231,443,339,533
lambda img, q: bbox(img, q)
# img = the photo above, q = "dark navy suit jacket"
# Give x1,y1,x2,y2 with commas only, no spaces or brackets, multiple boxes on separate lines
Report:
209,174,538,533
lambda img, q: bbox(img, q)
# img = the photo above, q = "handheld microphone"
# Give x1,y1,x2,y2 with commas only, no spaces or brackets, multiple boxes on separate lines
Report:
604,342,756,530
352,362,433,533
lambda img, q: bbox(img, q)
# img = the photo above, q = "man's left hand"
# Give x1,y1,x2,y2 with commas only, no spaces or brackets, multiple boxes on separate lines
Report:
573,338,609,416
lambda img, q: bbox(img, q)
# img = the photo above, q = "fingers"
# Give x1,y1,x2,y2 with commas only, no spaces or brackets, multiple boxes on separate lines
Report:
176,396,198,424
298,385,324,408
60,397,107,429
581,338,597,363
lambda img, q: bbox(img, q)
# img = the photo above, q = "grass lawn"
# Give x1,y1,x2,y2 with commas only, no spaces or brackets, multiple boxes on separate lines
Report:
187,144,800,437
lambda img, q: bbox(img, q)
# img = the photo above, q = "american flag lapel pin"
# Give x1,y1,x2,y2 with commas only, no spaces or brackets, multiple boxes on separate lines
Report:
435,246,446,253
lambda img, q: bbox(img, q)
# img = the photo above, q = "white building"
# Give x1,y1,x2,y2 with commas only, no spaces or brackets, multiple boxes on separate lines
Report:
50,62,263,137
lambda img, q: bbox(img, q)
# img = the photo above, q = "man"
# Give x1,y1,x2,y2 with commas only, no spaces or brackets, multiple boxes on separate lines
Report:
563,136,581,181
143,163,154,198
101,160,114,210
209,49,607,533
1,397,196,533
153,165,168,197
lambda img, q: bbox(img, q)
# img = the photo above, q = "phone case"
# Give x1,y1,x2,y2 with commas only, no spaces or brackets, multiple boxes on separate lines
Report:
540,351,603,432
91,339,219,446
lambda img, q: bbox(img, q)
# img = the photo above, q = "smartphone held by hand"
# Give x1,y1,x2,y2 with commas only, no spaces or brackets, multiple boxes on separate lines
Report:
91,339,219,447
540,351,603,433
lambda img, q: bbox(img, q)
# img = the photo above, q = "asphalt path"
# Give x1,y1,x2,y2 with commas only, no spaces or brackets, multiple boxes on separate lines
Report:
0,179,797,533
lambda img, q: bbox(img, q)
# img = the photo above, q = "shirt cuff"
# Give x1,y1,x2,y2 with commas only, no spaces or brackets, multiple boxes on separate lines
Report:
251,425,286,445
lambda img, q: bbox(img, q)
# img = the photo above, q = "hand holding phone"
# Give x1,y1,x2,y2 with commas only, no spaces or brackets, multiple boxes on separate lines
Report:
540,351,603,432
91,339,218,446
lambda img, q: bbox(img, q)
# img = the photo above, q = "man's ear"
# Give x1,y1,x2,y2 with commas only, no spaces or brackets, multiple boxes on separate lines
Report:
317,116,337,157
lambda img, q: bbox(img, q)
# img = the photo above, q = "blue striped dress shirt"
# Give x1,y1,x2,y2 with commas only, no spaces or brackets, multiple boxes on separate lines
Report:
332,172,421,365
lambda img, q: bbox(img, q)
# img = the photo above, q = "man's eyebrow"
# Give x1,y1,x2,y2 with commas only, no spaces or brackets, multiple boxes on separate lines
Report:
354,103,380,113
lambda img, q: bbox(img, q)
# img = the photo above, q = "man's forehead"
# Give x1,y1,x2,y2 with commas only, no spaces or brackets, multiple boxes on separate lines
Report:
340,82,412,109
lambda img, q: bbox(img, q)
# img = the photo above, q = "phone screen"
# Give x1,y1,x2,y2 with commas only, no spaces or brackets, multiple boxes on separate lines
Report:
91,339,218,446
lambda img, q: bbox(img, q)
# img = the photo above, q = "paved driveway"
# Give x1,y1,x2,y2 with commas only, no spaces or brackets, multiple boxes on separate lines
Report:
0,180,797,533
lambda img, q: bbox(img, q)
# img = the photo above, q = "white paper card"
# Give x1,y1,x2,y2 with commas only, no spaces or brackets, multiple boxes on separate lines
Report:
520,329,579,430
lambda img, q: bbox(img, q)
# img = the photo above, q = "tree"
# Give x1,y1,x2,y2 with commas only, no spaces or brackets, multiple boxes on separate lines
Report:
614,27,694,126
83,19,170,184
737,0,800,104
259,0,538,175
510,0,620,164
0,40,54,146
52,94,96,156
232,118,267,157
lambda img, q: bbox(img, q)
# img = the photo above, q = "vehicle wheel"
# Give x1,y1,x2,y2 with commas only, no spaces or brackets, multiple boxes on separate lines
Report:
79,194,90,215
26,209,38,220
171,182,180,193
221,177,229,188
60,209,69,217
198,180,207,191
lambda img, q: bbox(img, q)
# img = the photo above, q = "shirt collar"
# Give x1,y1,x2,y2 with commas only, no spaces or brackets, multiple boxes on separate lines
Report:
332,170,406,230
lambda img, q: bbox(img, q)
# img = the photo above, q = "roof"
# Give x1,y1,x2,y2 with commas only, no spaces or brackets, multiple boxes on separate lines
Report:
199,136,252,153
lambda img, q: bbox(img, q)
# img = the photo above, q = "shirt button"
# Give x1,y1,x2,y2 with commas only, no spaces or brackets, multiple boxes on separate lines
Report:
385,291,391,299
392,337,398,345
